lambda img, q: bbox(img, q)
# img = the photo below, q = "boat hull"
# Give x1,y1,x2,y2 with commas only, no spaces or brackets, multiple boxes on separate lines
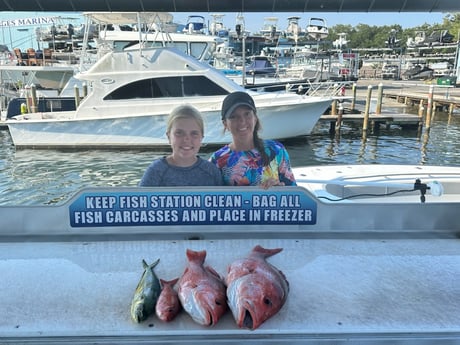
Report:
7,97,331,149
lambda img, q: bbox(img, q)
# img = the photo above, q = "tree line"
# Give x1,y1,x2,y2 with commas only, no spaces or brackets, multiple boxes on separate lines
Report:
326,13,460,50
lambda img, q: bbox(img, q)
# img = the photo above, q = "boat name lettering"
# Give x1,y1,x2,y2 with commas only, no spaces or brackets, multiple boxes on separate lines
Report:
69,189,317,227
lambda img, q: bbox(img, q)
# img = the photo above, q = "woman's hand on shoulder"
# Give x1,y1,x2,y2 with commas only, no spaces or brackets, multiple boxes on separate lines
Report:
260,178,285,190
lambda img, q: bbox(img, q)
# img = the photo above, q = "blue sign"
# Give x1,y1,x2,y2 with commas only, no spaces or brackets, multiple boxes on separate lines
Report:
69,188,317,227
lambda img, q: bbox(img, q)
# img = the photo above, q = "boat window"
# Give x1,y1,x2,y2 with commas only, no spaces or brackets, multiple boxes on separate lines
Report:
103,76,228,100
190,42,208,60
113,41,133,51
163,42,188,55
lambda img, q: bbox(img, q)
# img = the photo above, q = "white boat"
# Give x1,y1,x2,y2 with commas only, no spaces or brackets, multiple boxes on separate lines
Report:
0,64,75,93
306,17,329,41
285,16,303,43
7,47,333,149
259,17,282,41
86,12,219,63
0,164,459,344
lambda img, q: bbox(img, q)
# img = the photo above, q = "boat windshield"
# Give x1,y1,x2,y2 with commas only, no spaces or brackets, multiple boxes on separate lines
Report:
103,76,228,100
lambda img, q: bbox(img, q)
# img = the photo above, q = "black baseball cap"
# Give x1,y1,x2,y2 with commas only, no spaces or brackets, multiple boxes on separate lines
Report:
221,91,256,120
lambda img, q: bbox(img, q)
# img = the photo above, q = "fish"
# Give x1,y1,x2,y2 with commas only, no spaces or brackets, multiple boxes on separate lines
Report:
177,249,227,326
155,277,181,322
130,258,161,323
225,245,289,330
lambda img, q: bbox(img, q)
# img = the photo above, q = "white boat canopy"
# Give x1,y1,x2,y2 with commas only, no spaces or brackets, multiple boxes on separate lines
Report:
84,12,174,25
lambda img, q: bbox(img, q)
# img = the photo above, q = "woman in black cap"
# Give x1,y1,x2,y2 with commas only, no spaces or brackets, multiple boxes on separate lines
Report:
210,91,296,188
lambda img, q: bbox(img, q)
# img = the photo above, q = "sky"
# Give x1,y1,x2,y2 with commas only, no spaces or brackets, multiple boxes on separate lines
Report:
173,11,449,32
0,11,450,50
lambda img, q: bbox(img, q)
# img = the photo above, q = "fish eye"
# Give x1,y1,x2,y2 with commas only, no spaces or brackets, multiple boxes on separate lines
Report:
263,297,272,306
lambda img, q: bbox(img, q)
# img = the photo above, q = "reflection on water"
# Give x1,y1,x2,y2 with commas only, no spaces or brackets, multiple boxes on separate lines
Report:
1,109,460,205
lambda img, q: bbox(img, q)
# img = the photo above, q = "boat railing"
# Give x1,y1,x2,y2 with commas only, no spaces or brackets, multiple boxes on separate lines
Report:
285,80,353,97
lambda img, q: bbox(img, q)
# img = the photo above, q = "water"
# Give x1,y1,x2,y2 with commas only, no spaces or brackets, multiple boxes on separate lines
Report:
1,108,460,206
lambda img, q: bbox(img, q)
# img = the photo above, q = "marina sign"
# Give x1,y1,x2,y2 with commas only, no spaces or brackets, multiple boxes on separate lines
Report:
69,188,317,227
0,16,57,28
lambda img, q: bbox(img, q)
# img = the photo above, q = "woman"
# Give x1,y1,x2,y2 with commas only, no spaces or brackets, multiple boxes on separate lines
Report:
210,91,296,188
139,104,222,186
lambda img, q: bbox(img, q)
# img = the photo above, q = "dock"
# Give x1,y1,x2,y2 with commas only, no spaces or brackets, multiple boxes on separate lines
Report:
319,79,460,132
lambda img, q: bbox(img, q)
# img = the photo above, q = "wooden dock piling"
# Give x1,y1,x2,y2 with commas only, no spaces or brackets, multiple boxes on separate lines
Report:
362,85,372,132
331,99,337,115
375,83,383,115
426,86,434,129
351,83,357,111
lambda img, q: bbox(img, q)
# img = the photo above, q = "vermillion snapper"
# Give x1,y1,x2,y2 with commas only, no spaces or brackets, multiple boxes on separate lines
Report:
178,249,227,326
225,245,289,330
155,278,181,322
130,259,161,323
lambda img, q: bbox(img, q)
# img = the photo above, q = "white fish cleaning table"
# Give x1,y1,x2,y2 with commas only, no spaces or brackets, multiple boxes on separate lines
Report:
0,186,459,344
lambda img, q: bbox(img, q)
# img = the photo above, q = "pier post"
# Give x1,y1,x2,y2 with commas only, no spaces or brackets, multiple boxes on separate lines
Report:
30,84,38,113
363,85,372,132
336,103,344,131
74,85,80,108
418,99,424,118
375,83,383,115
425,85,434,129
330,99,337,115
351,83,357,111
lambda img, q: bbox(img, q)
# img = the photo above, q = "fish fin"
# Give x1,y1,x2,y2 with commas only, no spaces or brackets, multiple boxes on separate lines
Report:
205,265,224,281
253,245,283,258
186,248,206,264
277,269,290,290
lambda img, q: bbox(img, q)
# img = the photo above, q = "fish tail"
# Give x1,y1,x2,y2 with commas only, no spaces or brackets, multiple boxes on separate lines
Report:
186,249,206,265
252,245,283,258
160,277,179,288
142,258,160,269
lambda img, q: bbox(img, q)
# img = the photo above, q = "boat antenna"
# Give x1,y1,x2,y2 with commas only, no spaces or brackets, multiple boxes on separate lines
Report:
236,13,246,85
137,12,143,56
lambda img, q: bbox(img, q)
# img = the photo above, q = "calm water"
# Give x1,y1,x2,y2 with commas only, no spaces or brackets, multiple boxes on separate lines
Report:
1,107,460,206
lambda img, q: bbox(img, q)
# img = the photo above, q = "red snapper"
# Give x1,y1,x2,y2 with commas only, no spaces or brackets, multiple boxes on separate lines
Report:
178,249,227,326
155,278,181,322
225,245,289,330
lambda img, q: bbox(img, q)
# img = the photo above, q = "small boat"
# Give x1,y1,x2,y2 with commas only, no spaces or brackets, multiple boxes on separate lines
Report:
306,17,329,41
7,47,333,149
381,63,400,80
259,17,282,41
246,55,277,76
332,32,348,50
285,16,303,42
402,64,434,80
182,15,207,34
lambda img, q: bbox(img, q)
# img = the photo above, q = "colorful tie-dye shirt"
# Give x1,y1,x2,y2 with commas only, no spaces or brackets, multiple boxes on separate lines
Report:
209,140,297,186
